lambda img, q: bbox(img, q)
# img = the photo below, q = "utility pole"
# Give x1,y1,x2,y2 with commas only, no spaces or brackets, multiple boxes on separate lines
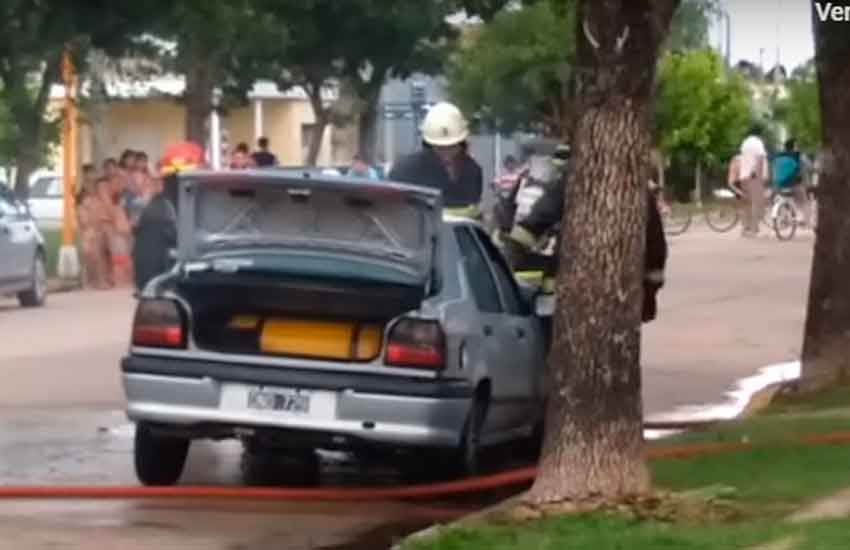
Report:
58,46,80,281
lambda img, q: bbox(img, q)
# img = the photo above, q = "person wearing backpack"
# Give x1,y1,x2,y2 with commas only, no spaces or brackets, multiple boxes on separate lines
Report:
772,138,812,228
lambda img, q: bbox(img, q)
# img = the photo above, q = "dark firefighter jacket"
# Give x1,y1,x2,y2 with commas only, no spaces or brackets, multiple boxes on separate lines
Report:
506,175,668,323
132,179,178,291
389,148,483,208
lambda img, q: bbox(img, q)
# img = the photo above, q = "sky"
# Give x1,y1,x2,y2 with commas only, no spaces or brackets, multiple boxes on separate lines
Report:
710,0,815,70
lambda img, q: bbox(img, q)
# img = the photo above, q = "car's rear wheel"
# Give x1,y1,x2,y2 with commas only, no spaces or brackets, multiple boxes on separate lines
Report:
401,396,488,482
134,422,190,486
457,397,487,477
18,253,47,308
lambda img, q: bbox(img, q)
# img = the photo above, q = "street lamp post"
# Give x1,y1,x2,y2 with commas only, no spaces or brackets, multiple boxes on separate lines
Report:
58,46,80,281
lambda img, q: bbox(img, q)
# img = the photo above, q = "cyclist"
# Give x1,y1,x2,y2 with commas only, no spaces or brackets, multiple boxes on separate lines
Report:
772,138,812,228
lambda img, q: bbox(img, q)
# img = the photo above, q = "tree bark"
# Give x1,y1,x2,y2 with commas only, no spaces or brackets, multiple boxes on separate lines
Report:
800,11,850,387
306,85,329,166
357,92,380,164
86,52,111,167
183,51,215,147
11,57,60,199
527,0,679,506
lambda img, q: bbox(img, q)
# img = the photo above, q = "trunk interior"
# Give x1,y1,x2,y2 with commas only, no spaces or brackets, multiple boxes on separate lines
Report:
177,271,424,361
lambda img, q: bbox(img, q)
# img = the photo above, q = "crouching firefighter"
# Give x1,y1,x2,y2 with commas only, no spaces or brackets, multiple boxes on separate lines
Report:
502,150,668,347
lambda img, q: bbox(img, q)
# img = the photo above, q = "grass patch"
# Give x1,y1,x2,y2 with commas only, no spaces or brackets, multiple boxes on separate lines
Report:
405,515,786,550
652,443,850,517
41,228,61,277
406,517,850,550
404,388,850,550
767,386,850,416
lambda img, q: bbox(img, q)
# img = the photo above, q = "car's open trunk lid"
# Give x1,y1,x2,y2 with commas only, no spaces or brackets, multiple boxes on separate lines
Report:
176,170,441,283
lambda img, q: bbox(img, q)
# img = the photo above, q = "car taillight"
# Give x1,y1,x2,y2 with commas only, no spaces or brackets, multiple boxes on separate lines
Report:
132,299,186,348
385,318,445,370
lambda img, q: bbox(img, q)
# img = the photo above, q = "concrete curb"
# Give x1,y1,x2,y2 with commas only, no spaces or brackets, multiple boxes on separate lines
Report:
47,279,81,294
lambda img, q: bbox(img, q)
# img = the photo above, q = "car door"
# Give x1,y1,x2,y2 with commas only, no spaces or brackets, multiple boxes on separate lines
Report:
453,225,521,438
27,175,63,230
470,227,545,427
0,195,30,284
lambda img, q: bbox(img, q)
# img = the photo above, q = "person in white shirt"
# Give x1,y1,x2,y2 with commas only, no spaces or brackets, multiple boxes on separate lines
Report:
738,127,769,236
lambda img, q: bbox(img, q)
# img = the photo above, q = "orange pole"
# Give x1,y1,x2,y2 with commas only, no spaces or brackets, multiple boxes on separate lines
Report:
60,48,77,247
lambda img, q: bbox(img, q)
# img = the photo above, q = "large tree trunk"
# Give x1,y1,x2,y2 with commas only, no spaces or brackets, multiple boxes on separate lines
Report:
86,52,111,167
800,11,850,387
10,58,60,199
306,89,329,166
358,99,379,164
184,52,215,146
527,0,679,506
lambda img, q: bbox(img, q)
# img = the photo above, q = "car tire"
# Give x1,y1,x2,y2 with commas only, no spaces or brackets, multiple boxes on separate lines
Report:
17,253,47,308
456,396,487,478
134,422,190,486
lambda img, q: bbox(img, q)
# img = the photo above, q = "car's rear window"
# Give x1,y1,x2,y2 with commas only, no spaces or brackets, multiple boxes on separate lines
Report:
192,185,429,262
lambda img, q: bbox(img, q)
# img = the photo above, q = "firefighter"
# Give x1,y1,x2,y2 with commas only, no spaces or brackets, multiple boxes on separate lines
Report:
132,141,205,291
389,102,483,219
504,147,667,324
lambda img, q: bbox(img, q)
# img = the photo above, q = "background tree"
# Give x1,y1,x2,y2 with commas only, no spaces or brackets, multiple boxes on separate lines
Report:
339,0,459,163
665,0,717,52
145,0,286,146
448,0,575,137
800,9,850,387
527,0,679,506
447,0,713,139
0,1,144,196
774,60,821,153
654,49,751,201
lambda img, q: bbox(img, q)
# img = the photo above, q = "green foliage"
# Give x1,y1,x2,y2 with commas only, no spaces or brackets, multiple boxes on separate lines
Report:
446,0,717,137
666,0,719,53
775,62,821,153
656,49,751,168
0,0,156,194
447,0,575,136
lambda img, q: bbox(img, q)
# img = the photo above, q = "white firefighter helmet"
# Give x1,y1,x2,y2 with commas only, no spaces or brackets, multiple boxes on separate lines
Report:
420,102,469,147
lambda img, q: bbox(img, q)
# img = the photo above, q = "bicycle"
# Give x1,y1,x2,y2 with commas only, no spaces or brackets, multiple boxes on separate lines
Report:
765,186,818,241
656,192,692,236
702,188,740,232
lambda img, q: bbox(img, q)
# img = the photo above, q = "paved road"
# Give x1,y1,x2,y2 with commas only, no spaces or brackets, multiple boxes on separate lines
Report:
0,227,814,547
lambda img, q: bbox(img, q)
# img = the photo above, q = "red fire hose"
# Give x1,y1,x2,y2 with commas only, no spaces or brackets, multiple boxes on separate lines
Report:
1,432,847,501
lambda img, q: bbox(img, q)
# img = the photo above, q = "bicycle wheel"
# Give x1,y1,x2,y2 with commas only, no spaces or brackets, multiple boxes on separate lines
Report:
773,202,797,241
762,198,776,228
704,202,739,232
663,204,692,236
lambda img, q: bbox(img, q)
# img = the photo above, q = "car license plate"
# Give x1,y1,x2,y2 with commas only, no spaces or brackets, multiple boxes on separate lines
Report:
247,388,310,414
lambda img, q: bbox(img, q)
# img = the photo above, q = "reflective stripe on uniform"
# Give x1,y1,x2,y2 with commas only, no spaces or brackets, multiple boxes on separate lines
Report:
443,205,482,221
645,269,665,284
509,225,538,248
515,271,544,285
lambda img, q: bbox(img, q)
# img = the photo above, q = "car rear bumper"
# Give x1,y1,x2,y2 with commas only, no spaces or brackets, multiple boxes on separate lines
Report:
122,355,474,449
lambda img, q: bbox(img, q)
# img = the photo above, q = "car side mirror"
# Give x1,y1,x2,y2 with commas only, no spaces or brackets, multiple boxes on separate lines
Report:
534,292,555,317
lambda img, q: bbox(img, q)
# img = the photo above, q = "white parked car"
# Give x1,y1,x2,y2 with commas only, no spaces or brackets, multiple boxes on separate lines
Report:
27,172,64,231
